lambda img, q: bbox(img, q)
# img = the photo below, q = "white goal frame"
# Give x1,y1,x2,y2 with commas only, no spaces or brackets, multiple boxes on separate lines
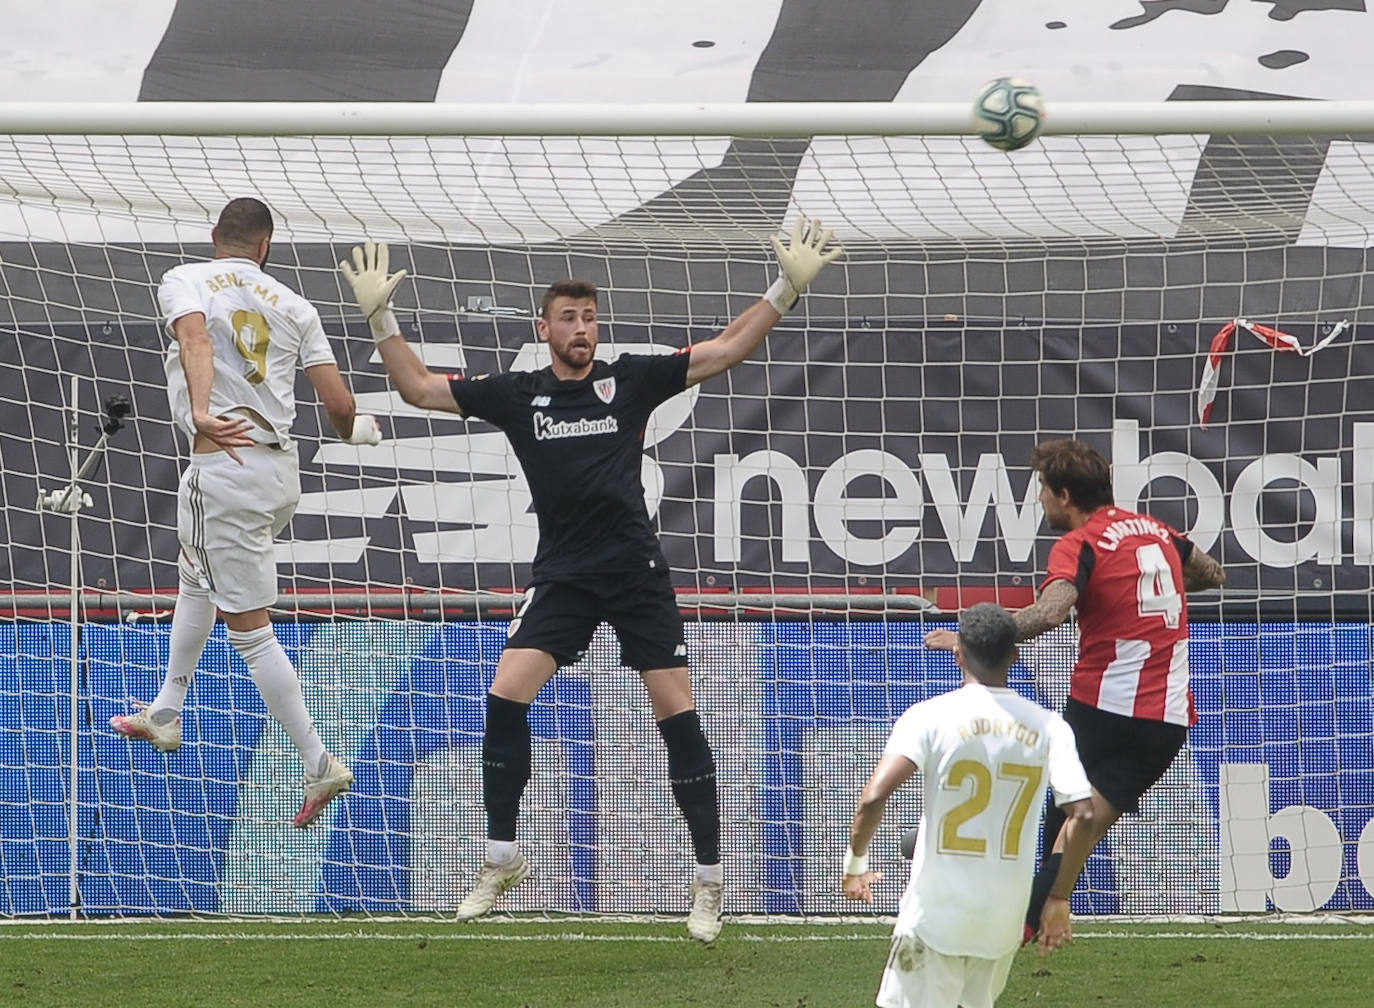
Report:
2,99,1372,923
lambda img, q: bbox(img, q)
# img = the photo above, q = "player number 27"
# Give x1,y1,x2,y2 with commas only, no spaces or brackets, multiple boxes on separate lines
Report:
1135,541,1182,629
938,760,1043,858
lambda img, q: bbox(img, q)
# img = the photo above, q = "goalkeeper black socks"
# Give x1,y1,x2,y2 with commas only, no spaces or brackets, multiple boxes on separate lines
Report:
482,693,532,842
657,709,720,866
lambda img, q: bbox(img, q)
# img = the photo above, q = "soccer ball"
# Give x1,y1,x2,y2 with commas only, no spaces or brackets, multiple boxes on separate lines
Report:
972,77,1045,152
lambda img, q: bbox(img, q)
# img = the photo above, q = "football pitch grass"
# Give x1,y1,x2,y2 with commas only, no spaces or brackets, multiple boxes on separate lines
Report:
1,918,1371,1007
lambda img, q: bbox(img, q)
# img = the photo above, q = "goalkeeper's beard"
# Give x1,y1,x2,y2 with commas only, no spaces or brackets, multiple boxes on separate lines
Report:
551,340,594,372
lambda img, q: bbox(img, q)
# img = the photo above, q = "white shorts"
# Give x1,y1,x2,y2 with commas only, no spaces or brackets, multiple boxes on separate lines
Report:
177,445,300,614
875,933,1015,1008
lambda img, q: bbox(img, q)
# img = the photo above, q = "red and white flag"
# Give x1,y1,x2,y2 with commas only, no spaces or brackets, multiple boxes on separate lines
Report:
1197,317,1349,429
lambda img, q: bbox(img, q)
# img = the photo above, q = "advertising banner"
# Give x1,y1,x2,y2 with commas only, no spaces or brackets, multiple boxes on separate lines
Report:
5,321,1371,611
1,619,1369,916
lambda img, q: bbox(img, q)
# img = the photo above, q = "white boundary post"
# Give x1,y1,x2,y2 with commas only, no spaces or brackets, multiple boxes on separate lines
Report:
33,375,103,920
65,376,81,921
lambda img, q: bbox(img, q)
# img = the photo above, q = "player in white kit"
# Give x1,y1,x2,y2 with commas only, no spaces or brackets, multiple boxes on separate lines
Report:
842,603,1098,1008
111,197,381,828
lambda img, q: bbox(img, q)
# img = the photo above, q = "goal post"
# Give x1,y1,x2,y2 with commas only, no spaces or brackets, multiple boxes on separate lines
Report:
1,101,1371,919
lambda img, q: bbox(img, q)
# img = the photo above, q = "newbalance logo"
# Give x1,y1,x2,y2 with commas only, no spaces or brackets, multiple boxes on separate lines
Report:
530,395,551,407
673,644,687,657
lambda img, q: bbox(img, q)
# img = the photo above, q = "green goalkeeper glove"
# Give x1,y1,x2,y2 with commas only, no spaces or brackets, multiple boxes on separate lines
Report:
340,240,407,343
764,215,845,314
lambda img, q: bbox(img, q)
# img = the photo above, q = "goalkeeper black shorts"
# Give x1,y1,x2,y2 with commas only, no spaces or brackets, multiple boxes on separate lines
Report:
505,564,687,672
1062,697,1188,814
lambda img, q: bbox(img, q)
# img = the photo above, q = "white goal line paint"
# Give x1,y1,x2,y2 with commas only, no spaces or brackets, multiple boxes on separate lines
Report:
0,931,1370,943
7,912,1371,928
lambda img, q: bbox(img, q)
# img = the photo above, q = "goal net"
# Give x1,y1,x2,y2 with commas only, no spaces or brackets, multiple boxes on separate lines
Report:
1,102,1371,919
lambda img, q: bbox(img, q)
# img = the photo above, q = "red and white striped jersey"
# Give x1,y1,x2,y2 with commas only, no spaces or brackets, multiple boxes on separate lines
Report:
1042,506,1196,726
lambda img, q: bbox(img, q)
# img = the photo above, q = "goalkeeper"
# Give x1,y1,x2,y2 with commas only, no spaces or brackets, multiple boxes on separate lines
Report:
340,217,843,942
111,197,380,829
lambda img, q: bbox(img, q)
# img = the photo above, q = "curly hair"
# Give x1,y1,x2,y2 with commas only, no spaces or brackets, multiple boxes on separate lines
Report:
957,602,1018,678
1029,439,1114,512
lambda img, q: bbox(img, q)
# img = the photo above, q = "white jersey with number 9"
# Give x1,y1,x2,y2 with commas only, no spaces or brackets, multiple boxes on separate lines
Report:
158,257,337,446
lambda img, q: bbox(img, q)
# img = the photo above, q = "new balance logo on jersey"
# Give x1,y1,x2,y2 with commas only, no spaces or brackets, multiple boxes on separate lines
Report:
594,377,616,404
530,395,551,407
533,412,619,441
673,644,687,657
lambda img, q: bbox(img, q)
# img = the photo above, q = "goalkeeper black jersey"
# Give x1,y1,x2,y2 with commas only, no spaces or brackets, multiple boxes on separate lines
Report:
447,349,691,581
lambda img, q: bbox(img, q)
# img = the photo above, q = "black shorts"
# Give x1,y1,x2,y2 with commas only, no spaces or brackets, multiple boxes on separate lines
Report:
505,565,687,671
1063,697,1188,814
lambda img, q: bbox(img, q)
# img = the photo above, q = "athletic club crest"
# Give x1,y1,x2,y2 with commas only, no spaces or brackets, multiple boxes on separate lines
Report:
594,377,616,404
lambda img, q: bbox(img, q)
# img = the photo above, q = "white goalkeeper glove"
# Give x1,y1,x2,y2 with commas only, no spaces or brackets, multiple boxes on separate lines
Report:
339,240,407,343
344,413,382,446
764,215,845,314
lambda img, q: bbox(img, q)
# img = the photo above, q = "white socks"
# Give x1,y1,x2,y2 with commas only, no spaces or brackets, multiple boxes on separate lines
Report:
149,566,217,722
226,625,327,775
486,839,520,867
696,863,723,885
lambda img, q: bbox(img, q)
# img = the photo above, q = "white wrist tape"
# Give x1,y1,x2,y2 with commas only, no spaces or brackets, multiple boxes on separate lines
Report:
764,274,800,314
843,847,869,876
368,307,400,343
344,414,381,446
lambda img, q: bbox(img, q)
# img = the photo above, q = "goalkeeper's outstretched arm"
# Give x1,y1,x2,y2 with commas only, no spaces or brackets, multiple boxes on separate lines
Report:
340,241,465,415
684,215,843,387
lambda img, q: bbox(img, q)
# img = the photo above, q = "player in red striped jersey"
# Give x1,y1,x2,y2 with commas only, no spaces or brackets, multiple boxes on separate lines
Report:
924,439,1225,941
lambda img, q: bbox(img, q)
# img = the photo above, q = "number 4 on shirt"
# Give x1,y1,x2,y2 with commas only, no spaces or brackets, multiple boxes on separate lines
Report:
1135,541,1182,629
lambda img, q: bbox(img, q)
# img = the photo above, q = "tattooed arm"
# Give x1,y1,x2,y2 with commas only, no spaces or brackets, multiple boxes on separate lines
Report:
1012,580,1079,642
1182,547,1226,593
923,579,1078,652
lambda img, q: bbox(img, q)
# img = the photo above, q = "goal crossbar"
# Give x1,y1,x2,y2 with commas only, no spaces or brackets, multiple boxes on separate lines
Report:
4,99,1374,137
